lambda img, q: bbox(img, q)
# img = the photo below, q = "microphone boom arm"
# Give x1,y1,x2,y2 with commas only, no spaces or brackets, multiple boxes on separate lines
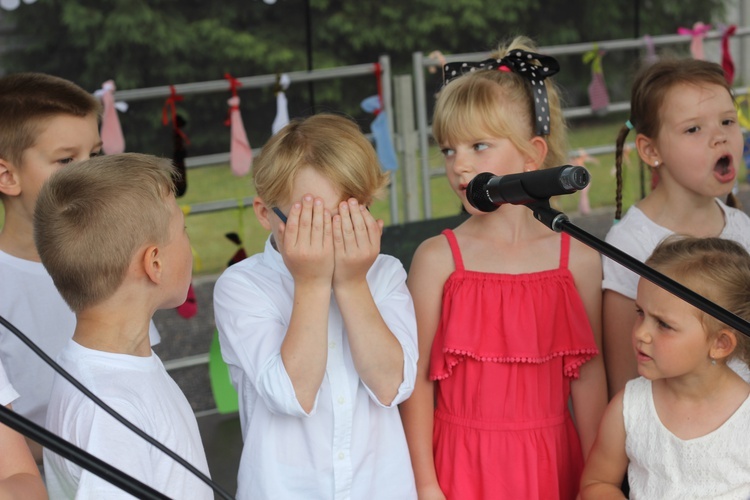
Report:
0,405,169,499
528,201,750,338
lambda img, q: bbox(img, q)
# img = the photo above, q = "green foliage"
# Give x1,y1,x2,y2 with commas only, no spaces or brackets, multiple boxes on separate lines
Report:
0,0,732,274
0,0,728,156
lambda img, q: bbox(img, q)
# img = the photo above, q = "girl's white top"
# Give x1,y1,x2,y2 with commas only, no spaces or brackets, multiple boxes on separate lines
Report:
624,377,750,499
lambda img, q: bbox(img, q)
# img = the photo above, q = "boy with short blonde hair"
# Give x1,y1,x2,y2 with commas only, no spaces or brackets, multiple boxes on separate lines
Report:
214,114,418,499
36,153,211,499
0,72,159,460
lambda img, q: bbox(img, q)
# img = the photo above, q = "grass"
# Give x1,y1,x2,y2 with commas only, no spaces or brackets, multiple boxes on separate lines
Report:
4,114,743,276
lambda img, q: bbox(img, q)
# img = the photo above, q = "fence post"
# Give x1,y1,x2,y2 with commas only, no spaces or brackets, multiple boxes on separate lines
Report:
412,51,433,219
378,54,400,225
393,74,420,222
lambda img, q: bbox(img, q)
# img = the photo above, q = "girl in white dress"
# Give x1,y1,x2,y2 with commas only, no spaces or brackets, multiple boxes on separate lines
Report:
582,236,750,499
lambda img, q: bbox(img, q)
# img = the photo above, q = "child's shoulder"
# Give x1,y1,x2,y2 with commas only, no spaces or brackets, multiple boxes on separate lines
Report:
412,232,453,266
568,233,600,258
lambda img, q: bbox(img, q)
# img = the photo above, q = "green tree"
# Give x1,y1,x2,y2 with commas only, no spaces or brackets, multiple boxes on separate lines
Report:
0,0,727,155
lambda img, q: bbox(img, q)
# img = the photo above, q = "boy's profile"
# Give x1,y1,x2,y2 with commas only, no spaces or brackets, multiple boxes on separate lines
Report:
0,72,159,460
35,153,211,499
214,113,418,499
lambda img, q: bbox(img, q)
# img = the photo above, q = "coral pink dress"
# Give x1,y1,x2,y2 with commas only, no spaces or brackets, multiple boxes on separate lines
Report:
430,230,598,499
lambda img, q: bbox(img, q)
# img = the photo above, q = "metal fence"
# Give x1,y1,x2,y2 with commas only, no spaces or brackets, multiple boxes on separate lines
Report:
411,27,750,218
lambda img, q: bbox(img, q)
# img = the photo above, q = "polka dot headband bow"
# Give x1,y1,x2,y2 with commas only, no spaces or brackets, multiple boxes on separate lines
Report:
442,50,560,136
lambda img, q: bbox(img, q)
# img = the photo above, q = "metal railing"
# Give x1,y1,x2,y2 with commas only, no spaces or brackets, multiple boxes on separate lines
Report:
113,55,400,223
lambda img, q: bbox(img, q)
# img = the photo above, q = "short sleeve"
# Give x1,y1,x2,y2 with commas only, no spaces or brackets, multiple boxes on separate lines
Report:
602,208,669,300
0,360,18,407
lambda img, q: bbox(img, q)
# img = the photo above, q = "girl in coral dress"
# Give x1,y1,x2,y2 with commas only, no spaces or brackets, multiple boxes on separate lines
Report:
399,36,608,500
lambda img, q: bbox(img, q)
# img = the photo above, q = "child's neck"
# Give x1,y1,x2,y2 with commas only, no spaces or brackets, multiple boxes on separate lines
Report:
469,203,543,241
73,309,153,357
0,220,40,261
654,368,750,440
638,187,725,237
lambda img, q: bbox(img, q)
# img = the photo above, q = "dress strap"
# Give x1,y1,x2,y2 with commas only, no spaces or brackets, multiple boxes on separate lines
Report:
559,232,570,269
441,229,465,272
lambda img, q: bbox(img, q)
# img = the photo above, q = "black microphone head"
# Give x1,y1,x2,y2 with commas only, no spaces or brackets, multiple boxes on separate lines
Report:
466,172,500,212
559,165,590,191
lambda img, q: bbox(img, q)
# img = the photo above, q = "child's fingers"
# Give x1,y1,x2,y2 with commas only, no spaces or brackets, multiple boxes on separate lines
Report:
337,199,356,251
347,199,369,246
311,197,327,247
359,204,382,246
282,202,302,246
298,195,314,245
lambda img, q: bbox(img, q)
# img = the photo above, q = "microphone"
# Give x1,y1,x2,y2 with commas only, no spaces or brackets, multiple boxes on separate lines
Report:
466,165,590,212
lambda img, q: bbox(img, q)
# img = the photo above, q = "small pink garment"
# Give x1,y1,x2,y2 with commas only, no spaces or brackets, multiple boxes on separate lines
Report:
224,73,252,177
678,22,711,60
583,48,609,115
227,95,252,177
588,72,609,115
99,80,125,154
570,149,598,215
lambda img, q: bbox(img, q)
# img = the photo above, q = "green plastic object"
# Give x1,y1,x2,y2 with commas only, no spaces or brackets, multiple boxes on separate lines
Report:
209,330,239,414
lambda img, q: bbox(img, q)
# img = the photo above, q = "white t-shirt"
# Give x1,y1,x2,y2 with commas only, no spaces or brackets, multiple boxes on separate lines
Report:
0,250,161,427
43,340,212,500
214,236,418,500
602,201,750,381
624,377,750,499
602,200,750,300
0,359,19,407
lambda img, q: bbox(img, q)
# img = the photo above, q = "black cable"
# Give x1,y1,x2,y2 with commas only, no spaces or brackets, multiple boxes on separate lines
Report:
0,315,234,500
0,405,169,499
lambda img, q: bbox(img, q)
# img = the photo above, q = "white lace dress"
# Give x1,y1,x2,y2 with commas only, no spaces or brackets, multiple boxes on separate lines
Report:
624,377,750,499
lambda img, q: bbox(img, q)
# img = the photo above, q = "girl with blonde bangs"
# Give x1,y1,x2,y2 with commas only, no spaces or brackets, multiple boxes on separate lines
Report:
400,36,607,499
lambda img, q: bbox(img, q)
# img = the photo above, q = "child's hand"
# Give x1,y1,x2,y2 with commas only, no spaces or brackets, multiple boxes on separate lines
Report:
280,194,334,286
417,484,447,500
332,198,383,288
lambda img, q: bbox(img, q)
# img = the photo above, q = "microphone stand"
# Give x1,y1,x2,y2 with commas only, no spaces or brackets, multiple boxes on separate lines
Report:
0,405,169,499
0,314,235,500
528,201,750,338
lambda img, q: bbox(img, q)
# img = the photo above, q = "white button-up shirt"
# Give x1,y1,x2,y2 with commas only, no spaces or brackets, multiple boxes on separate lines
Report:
214,236,418,500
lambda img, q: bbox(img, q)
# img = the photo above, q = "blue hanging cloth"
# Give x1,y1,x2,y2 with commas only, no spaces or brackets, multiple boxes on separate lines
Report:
360,94,399,172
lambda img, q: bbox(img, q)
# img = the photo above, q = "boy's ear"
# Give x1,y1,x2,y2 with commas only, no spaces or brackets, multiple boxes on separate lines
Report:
142,245,163,285
0,158,21,197
635,133,661,167
711,328,738,362
524,136,548,171
253,196,272,231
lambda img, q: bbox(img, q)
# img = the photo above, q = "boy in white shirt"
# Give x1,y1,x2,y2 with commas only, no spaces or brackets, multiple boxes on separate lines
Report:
35,153,211,499
214,114,418,499
0,73,159,461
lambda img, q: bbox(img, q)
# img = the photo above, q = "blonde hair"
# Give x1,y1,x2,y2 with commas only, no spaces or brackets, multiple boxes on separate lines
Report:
645,236,750,366
614,58,736,219
253,114,390,208
432,36,568,170
34,153,176,313
0,72,101,167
